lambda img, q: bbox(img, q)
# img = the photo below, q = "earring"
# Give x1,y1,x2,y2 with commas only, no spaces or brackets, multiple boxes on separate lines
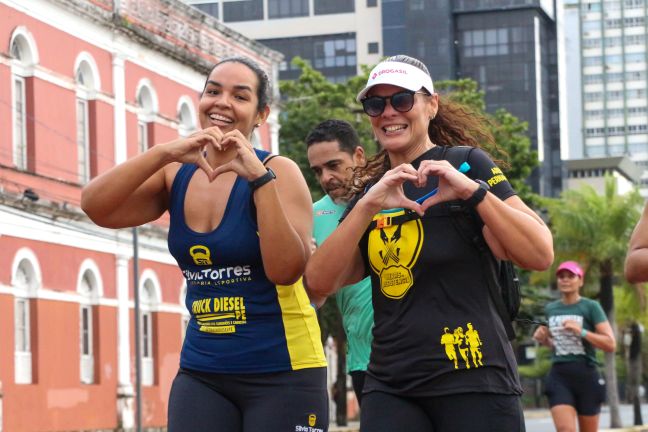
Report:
255,123,261,127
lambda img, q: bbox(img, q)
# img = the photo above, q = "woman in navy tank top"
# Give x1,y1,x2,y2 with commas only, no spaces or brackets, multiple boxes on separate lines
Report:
82,56,328,432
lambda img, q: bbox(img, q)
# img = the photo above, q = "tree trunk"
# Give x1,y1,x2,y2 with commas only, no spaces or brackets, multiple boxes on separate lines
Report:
599,260,622,428
628,322,643,425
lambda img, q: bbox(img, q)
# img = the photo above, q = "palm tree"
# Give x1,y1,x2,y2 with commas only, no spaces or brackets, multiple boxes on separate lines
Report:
545,177,642,428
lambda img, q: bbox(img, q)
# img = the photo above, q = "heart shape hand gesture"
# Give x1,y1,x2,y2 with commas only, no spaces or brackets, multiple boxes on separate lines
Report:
363,160,479,215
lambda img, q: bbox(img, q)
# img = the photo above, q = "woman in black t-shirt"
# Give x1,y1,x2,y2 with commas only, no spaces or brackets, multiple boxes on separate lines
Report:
305,55,554,432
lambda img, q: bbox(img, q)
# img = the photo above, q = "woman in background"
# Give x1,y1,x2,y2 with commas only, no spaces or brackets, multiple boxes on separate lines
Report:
534,261,616,432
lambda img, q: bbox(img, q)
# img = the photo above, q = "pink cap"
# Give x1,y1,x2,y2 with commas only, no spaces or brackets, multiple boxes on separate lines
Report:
556,261,584,278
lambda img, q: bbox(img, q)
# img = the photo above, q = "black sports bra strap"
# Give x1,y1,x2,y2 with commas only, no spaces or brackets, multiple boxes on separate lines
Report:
263,154,279,166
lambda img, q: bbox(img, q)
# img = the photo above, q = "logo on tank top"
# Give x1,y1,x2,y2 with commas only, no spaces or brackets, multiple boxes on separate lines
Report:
367,210,423,299
440,322,484,369
189,245,212,265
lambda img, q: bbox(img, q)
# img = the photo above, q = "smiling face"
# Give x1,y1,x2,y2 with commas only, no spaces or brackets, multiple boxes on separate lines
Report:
199,61,269,138
367,84,438,160
307,140,364,203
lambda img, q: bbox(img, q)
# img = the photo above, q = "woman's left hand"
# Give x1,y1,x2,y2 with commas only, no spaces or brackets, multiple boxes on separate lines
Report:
212,129,267,180
416,160,478,210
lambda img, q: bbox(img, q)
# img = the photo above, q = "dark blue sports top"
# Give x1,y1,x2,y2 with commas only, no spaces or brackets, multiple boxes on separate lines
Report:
168,149,326,373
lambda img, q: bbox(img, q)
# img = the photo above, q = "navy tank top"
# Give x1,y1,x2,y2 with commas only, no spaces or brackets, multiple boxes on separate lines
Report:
168,149,325,373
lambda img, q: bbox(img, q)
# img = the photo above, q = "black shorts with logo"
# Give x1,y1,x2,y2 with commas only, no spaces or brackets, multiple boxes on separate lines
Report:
168,367,328,432
544,360,606,415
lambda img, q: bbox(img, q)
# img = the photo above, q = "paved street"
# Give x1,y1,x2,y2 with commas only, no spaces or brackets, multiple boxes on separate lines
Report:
526,404,648,432
330,404,648,432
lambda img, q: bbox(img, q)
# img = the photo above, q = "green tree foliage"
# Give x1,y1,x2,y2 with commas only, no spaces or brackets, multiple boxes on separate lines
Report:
434,79,538,205
278,58,375,200
544,178,641,279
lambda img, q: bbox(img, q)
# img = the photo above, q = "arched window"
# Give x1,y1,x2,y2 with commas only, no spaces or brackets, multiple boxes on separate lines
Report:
78,261,102,385
11,249,41,385
136,81,158,153
139,271,160,386
9,27,38,171
177,97,197,138
74,54,100,184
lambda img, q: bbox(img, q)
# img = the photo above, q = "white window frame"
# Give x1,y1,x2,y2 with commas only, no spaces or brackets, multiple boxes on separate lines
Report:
141,310,154,386
177,97,197,138
136,81,157,154
12,75,27,170
138,121,149,154
12,250,40,385
77,263,102,385
76,98,90,183
139,276,159,387
80,303,94,384
14,297,32,384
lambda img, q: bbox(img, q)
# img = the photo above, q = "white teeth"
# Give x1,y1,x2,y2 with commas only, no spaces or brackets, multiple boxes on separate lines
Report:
384,125,406,132
209,113,233,123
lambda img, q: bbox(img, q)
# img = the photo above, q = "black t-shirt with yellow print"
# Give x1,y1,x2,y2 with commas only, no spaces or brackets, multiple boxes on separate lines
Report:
359,145,523,397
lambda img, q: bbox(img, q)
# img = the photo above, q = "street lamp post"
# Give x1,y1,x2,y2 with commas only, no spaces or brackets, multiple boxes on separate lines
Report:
133,227,142,432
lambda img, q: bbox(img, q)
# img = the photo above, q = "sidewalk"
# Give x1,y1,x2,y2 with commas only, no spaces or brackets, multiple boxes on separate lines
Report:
523,407,648,432
328,410,648,432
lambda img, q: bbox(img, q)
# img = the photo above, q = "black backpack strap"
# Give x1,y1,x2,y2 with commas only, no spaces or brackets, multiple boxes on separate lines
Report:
449,205,516,340
442,146,517,340
368,210,420,230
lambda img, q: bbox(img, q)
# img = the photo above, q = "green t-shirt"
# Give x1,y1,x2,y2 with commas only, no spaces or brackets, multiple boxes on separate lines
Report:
313,195,374,373
545,297,608,365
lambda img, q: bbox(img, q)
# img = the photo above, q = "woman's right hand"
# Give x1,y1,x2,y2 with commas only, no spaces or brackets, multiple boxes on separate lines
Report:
533,325,550,345
162,126,224,181
361,164,424,215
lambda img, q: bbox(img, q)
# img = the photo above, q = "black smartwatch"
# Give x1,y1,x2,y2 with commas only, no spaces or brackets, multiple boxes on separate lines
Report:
464,179,489,207
248,168,276,192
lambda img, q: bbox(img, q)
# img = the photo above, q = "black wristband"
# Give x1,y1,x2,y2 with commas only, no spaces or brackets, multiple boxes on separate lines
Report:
464,179,489,207
248,168,276,192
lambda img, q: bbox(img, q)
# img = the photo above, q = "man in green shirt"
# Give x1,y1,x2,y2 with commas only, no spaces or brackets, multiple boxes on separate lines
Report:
307,119,373,403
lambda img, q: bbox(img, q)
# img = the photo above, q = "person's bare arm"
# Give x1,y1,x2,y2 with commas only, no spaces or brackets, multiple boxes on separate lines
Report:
81,130,220,228
625,204,648,283
254,156,313,286
563,319,616,353
481,195,554,271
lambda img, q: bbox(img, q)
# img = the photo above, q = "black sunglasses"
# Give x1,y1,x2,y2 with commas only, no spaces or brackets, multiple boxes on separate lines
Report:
361,90,430,117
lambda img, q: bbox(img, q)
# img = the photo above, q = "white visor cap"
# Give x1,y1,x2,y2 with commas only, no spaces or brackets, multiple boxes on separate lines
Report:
356,61,435,102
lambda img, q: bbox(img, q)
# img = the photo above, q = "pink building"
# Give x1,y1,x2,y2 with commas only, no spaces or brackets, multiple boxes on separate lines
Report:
0,1,281,430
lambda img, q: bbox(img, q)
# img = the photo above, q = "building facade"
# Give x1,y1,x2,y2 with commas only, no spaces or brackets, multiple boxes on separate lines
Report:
0,0,280,430
187,0,563,196
187,0,383,82
558,0,648,191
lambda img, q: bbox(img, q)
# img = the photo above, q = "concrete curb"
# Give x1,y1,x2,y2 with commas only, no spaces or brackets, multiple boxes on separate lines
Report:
600,428,648,432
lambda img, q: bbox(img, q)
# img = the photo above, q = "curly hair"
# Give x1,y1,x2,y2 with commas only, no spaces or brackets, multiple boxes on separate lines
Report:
346,54,501,199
